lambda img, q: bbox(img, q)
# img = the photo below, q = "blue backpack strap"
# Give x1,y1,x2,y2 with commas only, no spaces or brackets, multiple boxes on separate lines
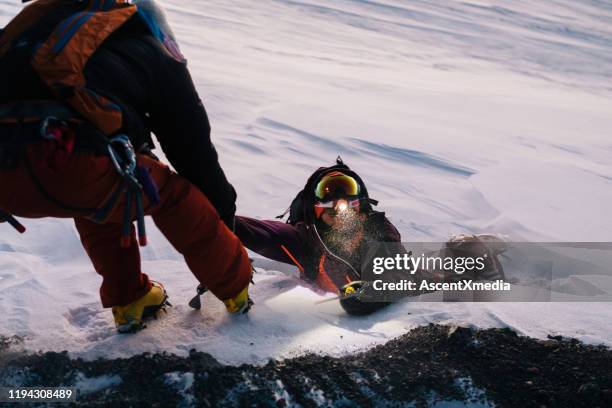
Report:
134,0,185,62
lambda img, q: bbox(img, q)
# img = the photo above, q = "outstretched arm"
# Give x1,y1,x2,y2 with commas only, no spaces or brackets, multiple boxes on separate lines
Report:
145,38,237,228
235,216,307,272
84,18,236,228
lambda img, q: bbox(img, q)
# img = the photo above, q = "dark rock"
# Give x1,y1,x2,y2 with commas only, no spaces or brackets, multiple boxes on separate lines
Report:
1,326,611,407
578,382,599,395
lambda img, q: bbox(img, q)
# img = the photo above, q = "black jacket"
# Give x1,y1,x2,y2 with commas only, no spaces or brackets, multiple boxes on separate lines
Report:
0,16,237,226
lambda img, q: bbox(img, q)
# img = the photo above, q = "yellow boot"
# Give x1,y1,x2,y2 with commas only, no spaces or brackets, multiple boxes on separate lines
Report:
112,281,169,333
223,285,253,314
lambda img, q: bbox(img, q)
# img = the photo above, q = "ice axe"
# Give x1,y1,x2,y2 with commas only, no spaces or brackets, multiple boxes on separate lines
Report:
0,210,26,233
314,281,371,304
188,284,208,310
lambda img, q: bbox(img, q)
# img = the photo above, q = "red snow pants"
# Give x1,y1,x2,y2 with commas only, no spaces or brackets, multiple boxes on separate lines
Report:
0,144,251,307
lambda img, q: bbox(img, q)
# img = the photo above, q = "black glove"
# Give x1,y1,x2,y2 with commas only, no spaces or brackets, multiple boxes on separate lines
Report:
137,143,160,161
220,203,236,232
339,281,391,316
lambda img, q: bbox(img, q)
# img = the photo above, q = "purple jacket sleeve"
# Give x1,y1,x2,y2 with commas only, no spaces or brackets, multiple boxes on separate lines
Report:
234,216,306,270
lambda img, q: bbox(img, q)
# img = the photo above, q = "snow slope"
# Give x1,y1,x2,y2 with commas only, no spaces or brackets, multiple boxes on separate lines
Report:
0,0,611,364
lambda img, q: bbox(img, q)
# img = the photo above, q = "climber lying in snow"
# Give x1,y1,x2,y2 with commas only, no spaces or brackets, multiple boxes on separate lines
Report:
235,158,506,315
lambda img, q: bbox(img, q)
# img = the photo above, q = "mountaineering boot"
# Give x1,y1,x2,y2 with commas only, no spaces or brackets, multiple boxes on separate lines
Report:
223,285,253,314
112,281,169,333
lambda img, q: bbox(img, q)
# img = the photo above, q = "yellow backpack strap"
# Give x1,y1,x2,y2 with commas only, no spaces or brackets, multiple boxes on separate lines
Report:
31,0,138,135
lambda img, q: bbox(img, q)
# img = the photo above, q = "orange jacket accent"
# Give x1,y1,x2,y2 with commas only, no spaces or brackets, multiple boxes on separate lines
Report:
2,0,138,135
316,255,342,293
279,245,342,293
280,245,305,274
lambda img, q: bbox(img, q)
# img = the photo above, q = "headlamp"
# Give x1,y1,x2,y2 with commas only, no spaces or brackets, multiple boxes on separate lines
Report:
314,198,360,219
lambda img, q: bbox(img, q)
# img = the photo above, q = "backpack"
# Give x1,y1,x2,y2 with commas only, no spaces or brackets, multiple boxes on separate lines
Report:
277,157,378,226
0,0,183,136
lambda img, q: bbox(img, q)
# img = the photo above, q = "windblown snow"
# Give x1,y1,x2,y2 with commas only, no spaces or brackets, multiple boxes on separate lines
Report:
1,0,611,364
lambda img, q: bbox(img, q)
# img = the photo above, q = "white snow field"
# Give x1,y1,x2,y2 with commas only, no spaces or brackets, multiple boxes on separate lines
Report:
1,0,611,364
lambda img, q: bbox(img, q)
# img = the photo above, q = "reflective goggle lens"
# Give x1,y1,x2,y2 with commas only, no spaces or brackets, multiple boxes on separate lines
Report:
314,173,360,200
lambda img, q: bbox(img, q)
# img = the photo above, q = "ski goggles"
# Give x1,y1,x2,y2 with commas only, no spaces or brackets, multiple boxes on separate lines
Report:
314,198,361,219
314,172,361,201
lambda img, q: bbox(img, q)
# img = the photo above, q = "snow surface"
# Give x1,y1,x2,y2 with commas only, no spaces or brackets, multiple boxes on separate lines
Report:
73,372,123,396
1,0,611,364
164,372,196,408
